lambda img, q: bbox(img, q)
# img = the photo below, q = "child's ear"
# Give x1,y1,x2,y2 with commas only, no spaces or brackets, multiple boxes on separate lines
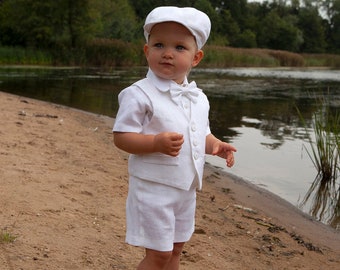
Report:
143,44,149,57
192,50,204,67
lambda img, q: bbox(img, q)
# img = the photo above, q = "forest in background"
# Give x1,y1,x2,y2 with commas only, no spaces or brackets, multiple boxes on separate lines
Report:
0,0,339,66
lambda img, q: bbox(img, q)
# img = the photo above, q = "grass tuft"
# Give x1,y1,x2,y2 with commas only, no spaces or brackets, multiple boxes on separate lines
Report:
0,230,16,243
297,95,340,228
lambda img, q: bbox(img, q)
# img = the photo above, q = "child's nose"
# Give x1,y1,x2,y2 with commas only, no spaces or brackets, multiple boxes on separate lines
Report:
162,48,174,58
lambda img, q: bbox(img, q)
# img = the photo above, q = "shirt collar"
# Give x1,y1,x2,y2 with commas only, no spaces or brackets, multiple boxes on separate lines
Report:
146,69,189,92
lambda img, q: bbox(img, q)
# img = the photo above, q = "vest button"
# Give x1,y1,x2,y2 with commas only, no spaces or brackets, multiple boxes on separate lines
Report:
191,123,196,131
194,153,199,160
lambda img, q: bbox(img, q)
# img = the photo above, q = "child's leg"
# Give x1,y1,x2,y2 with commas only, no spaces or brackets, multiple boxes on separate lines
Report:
137,242,185,270
165,242,185,270
137,248,171,269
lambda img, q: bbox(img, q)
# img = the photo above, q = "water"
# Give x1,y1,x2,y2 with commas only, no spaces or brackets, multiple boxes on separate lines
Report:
0,66,339,228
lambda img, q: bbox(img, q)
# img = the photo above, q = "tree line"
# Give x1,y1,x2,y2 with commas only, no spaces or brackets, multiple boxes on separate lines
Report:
0,0,339,65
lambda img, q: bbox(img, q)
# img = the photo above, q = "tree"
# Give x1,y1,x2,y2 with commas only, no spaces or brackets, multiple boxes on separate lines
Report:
0,0,28,46
217,9,240,46
258,10,302,51
0,0,92,49
128,0,192,20
298,7,327,52
90,0,139,42
192,0,220,45
223,0,248,30
65,0,92,48
235,29,257,48
0,0,338,54
329,0,340,52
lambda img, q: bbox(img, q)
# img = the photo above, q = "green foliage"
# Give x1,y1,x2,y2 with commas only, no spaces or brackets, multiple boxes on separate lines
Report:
90,0,140,42
2,44,339,68
216,9,240,46
257,11,302,52
235,29,257,48
84,39,145,66
328,0,340,53
0,46,52,65
0,0,93,49
298,7,327,53
0,0,339,65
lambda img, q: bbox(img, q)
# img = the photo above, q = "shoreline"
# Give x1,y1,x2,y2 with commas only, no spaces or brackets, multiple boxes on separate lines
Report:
1,90,339,269
203,163,340,251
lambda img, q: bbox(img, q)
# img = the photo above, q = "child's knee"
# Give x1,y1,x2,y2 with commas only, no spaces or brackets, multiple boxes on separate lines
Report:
146,249,173,265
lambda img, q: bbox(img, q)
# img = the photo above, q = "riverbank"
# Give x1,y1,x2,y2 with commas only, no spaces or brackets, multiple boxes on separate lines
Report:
1,45,340,68
0,91,339,269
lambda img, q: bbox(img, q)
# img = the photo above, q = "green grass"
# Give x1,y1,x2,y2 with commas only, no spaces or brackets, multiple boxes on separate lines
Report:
0,231,16,243
0,46,52,65
303,53,340,68
307,107,339,182
202,46,307,67
1,43,340,68
297,96,340,228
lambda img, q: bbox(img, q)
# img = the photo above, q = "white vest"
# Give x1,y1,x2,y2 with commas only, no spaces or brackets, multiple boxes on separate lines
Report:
128,77,210,190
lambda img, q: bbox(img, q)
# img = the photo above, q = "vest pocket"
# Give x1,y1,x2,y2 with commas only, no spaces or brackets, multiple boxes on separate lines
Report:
142,153,179,166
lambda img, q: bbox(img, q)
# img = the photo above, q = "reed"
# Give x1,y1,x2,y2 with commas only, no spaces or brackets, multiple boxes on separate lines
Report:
297,96,340,227
309,107,338,181
202,46,305,67
202,46,279,67
0,46,52,65
0,43,339,68
302,53,340,68
84,39,145,67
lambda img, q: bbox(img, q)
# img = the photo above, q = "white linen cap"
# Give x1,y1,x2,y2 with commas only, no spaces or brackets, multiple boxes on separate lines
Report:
144,6,211,49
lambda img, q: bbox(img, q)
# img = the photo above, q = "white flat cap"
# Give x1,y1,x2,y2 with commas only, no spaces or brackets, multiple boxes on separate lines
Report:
144,6,211,49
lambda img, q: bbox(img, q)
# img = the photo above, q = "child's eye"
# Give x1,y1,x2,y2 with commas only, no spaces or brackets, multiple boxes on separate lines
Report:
176,45,185,51
154,43,163,48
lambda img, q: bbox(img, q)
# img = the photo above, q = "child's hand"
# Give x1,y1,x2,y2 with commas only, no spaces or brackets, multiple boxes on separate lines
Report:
211,141,237,168
154,132,184,157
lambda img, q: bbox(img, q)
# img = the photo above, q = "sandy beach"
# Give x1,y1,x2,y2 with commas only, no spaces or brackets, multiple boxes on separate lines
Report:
0,90,339,269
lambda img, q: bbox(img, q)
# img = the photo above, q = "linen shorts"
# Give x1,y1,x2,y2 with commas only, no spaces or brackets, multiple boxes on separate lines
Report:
125,176,197,252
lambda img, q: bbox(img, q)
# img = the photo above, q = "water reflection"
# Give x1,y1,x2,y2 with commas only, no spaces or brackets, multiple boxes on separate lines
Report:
298,104,340,229
0,66,339,229
301,172,340,230
191,68,340,229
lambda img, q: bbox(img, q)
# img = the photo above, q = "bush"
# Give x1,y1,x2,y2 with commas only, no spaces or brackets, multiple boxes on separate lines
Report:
84,38,145,67
0,46,52,65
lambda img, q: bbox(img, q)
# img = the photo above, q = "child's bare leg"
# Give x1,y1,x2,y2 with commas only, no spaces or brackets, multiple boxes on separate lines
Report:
165,242,185,270
137,249,172,270
137,242,185,270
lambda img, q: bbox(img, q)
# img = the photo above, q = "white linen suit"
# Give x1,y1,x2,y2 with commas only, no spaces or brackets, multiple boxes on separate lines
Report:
113,69,211,251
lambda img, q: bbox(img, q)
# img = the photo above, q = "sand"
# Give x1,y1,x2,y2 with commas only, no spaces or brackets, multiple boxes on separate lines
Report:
0,90,339,269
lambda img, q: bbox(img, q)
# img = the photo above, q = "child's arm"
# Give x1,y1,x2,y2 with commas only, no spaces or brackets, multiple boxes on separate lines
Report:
205,133,237,168
114,132,184,157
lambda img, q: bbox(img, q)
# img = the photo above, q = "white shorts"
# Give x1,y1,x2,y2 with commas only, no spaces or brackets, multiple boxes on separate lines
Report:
125,176,197,252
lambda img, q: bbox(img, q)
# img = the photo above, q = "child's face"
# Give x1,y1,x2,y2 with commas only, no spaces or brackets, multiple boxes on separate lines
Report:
144,22,204,84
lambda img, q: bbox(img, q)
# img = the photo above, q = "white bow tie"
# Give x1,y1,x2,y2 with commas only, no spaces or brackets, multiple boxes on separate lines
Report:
170,81,200,105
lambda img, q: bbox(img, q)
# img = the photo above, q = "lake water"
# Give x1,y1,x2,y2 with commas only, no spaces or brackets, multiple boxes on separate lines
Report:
0,66,339,229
